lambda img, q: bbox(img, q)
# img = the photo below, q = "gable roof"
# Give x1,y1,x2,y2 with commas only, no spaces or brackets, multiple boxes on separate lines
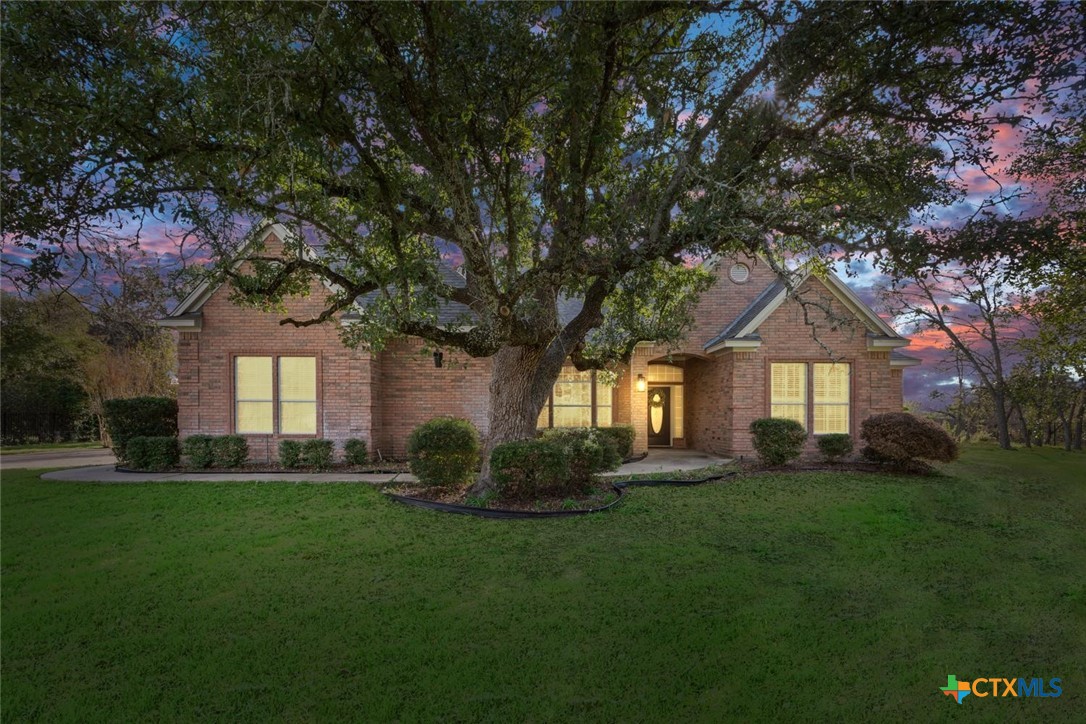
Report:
160,221,585,329
703,266,906,354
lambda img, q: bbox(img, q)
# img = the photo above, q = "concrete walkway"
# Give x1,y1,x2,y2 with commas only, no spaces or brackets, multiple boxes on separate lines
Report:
35,449,732,484
1,448,117,470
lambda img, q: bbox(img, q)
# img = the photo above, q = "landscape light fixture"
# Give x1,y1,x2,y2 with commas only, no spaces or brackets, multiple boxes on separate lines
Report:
433,351,444,368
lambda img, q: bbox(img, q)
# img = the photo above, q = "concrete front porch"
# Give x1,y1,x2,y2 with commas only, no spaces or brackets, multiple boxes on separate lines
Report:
607,448,733,476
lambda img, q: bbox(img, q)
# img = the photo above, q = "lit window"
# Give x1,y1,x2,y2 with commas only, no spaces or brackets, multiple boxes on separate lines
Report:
771,363,807,430
537,367,614,429
279,357,317,434
234,355,317,435
236,357,274,433
553,368,592,427
813,363,850,434
595,377,613,427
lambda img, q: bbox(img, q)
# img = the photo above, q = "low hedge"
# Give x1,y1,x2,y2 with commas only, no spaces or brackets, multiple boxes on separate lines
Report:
344,438,368,465
301,439,334,470
749,418,806,466
182,435,215,469
126,436,180,471
540,427,622,490
596,425,635,459
407,417,480,489
279,440,302,468
211,435,248,468
817,433,854,463
103,396,177,464
861,412,959,465
490,438,570,498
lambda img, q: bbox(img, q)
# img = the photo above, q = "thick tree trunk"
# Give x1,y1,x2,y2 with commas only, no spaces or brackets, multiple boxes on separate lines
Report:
1014,405,1031,448
470,344,566,496
993,392,1012,450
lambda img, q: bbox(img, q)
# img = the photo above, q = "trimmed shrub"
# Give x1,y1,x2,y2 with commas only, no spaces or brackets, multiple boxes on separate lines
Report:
407,417,480,489
212,435,248,468
596,425,635,459
279,439,302,468
182,435,215,469
861,412,959,465
102,396,177,463
490,438,570,498
749,418,806,466
126,436,180,471
817,433,854,463
344,438,368,466
301,439,334,470
541,427,622,488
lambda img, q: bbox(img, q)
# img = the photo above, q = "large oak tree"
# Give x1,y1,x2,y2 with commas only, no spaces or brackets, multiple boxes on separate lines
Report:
4,1,1081,487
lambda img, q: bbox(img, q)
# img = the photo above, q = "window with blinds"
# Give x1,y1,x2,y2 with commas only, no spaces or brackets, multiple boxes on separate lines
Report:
771,363,807,430
813,363,850,434
537,367,614,429
236,356,274,433
279,357,317,434
234,355,317,435
595,377,613,427
552,368,593,428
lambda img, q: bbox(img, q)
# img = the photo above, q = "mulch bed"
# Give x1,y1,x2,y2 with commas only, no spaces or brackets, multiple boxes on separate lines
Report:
385,480,622,513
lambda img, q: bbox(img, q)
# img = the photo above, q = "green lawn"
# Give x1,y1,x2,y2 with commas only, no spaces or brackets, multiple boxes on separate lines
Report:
0,440,104,455
2,444,1084,722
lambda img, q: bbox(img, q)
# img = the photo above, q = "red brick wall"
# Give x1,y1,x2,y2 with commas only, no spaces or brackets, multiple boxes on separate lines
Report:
177,234,375,462
722,276,904,458
685,253,781,349
374,339,492,459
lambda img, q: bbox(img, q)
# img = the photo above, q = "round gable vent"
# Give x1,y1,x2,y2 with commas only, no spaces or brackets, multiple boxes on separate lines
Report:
729,263,750,283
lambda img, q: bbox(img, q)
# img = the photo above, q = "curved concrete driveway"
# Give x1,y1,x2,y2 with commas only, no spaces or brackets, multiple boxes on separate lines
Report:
1,448,117,470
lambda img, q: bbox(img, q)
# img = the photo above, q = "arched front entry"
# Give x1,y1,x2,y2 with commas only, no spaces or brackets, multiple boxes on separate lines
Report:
645,362,684,447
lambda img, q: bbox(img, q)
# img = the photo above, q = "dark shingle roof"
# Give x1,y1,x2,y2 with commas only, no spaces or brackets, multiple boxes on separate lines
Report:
702,278,787,350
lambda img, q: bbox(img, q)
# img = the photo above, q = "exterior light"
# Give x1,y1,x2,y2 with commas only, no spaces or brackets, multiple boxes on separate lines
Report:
636,374,646,392
433,351,444,368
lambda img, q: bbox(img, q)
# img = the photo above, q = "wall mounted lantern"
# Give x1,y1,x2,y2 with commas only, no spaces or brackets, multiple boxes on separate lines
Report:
433,351,444,368
636,374,646,392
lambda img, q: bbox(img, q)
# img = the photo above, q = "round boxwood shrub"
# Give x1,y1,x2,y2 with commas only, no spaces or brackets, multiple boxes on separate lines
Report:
861,412,959,465
279,439,302,468
407,417,480,489
102,396,178,464
301,439,334,470
490,438,570,498
182,435,215,469
749,418,806,466
344,438,368,466
126,436,180,471
817,433,854,463
212,435,248,468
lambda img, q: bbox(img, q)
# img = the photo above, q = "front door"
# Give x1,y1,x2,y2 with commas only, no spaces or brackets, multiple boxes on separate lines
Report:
647,387,671,447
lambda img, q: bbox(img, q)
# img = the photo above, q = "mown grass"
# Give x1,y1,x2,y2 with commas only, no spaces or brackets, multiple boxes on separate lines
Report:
2,444,1084,722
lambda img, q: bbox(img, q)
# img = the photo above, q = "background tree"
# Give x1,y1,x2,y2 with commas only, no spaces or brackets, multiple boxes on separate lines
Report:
0,293,98,443
4,2,1082,488
878,249,1028,449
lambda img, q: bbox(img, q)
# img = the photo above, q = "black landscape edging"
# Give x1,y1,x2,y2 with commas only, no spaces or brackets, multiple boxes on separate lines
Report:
386,470,739,519
386,487,627,519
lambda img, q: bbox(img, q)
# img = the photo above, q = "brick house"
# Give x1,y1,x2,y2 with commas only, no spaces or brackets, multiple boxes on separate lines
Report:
158,223,918,461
